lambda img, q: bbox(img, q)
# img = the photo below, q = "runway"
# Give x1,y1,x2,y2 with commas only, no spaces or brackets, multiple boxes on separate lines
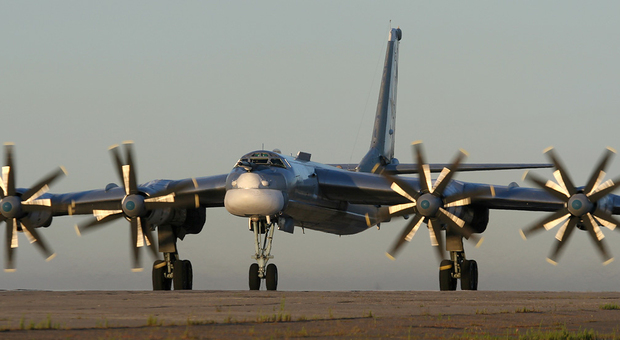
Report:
0,290,619,339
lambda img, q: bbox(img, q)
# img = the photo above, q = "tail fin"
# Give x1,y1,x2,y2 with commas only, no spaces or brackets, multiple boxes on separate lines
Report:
357,28,402,173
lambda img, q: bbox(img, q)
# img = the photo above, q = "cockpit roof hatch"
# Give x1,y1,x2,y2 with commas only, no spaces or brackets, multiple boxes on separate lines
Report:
236,151,288,169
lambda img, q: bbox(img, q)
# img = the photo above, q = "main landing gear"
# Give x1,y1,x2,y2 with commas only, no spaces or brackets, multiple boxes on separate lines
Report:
152,252,193,290
439,251,478,291
248,217,278,290
151,226,193,290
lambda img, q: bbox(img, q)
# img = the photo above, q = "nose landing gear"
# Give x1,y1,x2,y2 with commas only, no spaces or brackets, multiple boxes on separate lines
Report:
248,217,278,290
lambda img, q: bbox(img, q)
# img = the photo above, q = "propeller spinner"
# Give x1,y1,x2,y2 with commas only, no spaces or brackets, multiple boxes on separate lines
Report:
381,142,489,260
0,143,66,271
521,147,620,265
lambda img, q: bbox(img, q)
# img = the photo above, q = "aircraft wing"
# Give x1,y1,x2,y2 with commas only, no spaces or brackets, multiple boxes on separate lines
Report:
49,174,227,217
316,167,569,212
327,162,552,174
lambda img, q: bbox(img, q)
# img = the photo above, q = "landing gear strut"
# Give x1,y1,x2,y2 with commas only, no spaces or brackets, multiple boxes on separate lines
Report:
439,251,478,291
249,217,278,290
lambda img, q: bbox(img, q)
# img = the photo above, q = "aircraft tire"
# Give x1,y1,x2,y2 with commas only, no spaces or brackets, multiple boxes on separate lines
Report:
173,260,193,290
439,259,457,291
249,263,261,290
461,259,478,291
152,260,172,291
265,263,278,291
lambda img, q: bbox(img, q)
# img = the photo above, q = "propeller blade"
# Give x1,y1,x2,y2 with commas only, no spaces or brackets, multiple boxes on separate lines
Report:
21,203,52,213
544,147,576,196
139,217,158,259
523,171,570,201
76,213,123,235
385,175,420,203
432,149,467,195
437,208,480,243
413,141,432,193
109,144,126,192
584,148,615,195
144,193,200,210
151,179,197,199
142,179,200,210
130,218,141,271
443,186,493,208
124,143,139,195
520,208,571,239
547,217,578,264
588,177,620,202
4,218,16,271
4,143,15,197
386,203,417,218
386,214,424,260
428,219,445,261
592,209,620,231
21,224,55,261
21,167,67,202
582,213,613,264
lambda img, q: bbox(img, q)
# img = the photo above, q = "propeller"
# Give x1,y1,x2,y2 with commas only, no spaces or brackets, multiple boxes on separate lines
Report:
75,142,197,271
521,147,620,265
0,143,66,271
382,141,489,260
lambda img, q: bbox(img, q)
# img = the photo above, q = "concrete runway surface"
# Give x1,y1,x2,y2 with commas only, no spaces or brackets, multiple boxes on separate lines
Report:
0,290,619,339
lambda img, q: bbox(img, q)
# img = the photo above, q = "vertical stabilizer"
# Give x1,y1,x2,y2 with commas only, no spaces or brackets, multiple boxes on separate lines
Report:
357,28,402,173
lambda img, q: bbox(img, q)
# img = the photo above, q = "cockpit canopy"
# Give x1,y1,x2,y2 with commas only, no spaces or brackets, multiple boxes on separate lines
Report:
235,151,288,169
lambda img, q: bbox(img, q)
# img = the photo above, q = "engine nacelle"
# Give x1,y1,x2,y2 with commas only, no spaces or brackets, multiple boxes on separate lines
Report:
182,208,206,235
461,205,489,234
145,207,206,239
146,207,186,227
443,183,490,234
20,210,53,229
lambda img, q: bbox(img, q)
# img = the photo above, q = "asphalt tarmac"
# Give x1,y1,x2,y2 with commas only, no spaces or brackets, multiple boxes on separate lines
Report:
0,290,619,339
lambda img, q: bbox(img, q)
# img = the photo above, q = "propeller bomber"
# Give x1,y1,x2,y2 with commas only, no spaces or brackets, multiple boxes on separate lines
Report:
4,27,620,292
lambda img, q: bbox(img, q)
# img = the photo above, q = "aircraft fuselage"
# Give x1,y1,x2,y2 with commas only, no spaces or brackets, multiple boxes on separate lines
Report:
224,150,374,235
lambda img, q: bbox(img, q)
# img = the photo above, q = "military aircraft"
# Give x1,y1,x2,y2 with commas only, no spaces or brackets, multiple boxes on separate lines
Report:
3,28,620,291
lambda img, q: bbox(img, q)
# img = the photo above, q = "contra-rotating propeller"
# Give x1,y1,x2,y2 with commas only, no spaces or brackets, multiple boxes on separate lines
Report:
75,142,196,271
0,143,66,271
381,141,489,260
521,147,620,265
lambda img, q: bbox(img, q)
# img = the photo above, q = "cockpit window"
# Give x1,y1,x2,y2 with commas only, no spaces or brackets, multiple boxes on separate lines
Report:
235,151,288,169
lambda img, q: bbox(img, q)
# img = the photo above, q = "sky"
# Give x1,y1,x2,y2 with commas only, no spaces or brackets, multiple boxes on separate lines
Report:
1,1,620,291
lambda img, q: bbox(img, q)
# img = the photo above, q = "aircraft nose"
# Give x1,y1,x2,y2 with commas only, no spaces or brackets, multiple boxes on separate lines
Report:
224,188,285,217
